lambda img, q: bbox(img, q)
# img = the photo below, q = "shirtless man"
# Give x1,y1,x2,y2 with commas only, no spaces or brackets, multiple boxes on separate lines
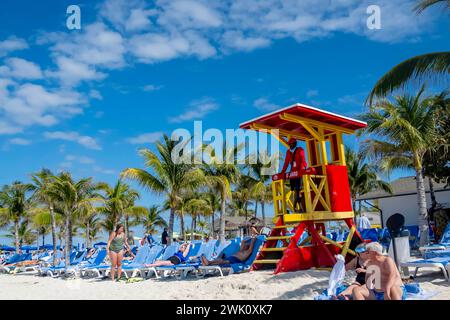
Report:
201,237,257,265
352,242,407,300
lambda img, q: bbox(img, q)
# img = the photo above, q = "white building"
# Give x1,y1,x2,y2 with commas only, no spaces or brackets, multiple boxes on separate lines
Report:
357,176,450,227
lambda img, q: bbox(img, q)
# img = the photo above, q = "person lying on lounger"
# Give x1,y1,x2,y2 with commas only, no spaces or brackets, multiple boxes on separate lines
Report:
144,243,191,267
352,242,407,300
201,237,257,266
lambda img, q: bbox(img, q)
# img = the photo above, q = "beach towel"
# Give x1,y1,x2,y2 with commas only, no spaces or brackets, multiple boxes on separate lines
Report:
327,254,346,296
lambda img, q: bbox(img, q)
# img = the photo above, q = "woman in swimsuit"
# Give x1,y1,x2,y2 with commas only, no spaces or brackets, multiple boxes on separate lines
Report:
106,224,133,281
333,244,368,300
144,243,191,267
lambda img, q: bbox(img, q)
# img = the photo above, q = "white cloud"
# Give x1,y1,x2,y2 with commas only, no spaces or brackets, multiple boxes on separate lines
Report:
8,138,31,145
93,165,116,175
89,89,103,100
0,81,85,133
126,131,163,144
168,97,219,123
157,0,223,29
253,98,280,112
43,131,101,150
306,89,319,98
65,154,95,164
46,56,106,87
48,23,126,69
142,84,163,92
100,0,156,32
129,31,216,63
0,36,28,57
222,31,270,52
0,58,43,79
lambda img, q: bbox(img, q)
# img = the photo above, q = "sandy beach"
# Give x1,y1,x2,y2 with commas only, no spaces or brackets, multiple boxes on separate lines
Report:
1,268,448,300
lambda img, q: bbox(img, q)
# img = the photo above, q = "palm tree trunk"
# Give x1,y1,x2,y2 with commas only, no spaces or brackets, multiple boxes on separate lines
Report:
42,232,45,246
191,215,195,241
219,196,226,244
124,216,129,242
428,176,437,211
50,205,57,266
211,213,215,237
86,221,91,248
261,200,266,226
254,201,258,218
180,212,185,241
14,220,20,252
64,214,71,266
68,216,73,252
415,164,429,246
168,206,175,245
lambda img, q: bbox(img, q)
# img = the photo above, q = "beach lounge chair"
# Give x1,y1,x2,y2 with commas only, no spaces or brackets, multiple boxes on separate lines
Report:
143,243,180,279
419,223,450,255
78,249,109,278
154,241,207,279
197,235,265,277
39,250,86,277
446,263,450,282
400,256,450,280
104,245,152,279
0,253,32,273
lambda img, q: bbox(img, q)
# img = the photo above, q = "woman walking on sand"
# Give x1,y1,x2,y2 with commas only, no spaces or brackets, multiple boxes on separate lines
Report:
106,224,134,281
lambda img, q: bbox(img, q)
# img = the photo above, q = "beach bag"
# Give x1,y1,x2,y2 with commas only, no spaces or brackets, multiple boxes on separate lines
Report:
327,254,346,296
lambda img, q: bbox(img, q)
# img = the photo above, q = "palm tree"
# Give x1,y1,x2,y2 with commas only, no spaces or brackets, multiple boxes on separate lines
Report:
121,135,203,244
345,146,392,213
202,145,240,243
31,209,53,247
30,169,59,265
173,192,195,241
0,181,33,252
141,205,167,235
97,180,140,235
203,191,220,237
185,198,212,240
414,0,449,14
197,219,208,236
46,172,99,265
367,1,449,104
76,209,102,248
361,88,440,244
4,220,37,246
421,91,450,212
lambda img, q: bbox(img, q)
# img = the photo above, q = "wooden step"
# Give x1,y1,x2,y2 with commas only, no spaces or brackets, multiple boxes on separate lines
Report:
266,236,292,241
261,247,287,252
253,259,280,264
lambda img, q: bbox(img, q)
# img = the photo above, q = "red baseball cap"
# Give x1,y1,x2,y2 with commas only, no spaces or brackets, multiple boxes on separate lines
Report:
288,137,297,144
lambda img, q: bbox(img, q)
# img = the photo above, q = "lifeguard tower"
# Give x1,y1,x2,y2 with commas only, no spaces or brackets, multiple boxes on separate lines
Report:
239,103,367,273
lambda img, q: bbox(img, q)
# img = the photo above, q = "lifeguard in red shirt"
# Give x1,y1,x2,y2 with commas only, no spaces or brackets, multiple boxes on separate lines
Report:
281,138,307,212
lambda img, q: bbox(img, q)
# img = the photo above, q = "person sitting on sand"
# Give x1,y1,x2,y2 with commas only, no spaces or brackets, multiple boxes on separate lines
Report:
352,242,407,300
201,237,257,266
144,243,191,267
333,244,368,300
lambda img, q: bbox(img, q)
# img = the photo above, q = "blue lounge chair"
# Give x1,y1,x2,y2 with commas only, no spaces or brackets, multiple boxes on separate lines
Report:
154,242,207,279
143,243,180,279
360,228,379,242
446,263,450,282
400,256,450,280
419,223,450,255
78,249,109,278
197,236,265,277
39,250,85,277
106,245,152,278
0,253,32,273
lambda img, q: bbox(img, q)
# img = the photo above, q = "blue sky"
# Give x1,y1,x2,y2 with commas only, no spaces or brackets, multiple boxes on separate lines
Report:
0,0,449,245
